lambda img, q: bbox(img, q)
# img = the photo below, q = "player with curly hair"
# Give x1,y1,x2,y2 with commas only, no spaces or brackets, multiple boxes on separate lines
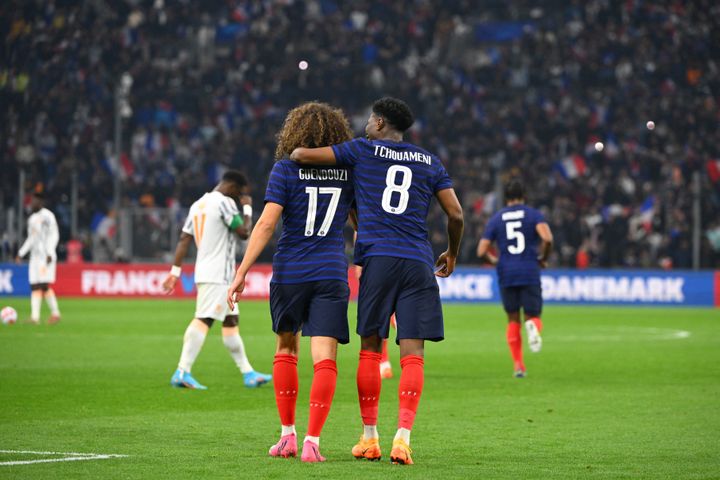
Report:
228,102,355,462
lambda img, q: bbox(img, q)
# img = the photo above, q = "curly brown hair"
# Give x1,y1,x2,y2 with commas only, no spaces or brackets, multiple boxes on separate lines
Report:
275,102,353,159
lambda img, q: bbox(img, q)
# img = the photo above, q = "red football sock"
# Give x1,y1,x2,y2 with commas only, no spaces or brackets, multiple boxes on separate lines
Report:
306,359,337,437
273,353,298,426
381,339,389,363
357,350,382,425
398,355,424,430
507,322,524,369
528,317,543,333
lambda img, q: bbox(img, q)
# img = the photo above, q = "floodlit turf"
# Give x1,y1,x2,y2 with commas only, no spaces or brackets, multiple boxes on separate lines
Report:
0,298,718,479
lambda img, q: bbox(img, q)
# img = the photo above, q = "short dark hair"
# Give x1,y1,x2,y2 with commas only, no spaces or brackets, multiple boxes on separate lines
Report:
222,170,248,188
504,178,525,201
372,97,414,132
32,191,45,200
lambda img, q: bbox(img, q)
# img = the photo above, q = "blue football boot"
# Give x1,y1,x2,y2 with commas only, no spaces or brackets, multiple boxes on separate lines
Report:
243,370,272,388
171,368,208,390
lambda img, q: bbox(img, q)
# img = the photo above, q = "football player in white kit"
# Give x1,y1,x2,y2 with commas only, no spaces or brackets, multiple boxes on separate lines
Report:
162,171,271,390
15,192,61,325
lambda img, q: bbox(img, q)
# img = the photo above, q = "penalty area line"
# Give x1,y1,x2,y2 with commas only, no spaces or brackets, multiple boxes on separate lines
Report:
0,450,127,467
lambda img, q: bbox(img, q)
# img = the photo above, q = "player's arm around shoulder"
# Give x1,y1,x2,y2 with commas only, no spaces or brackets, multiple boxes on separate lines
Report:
434,188,464,277
290,146,337,165
227,202,284,309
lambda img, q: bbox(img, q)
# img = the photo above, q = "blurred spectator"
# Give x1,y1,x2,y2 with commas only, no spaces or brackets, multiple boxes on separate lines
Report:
1,0,718,267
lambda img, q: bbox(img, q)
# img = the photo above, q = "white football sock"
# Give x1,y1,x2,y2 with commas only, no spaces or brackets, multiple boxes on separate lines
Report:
304,435,320,446
178,323,207,372
222,333,253,373
30,291,42,321
394,427,411,444
281,425,296,436
364,425,379,439
45,289,60,316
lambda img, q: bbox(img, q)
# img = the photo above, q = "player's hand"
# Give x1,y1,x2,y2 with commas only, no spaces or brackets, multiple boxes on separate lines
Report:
538,257,548,269
46,255,52,265
227,273,246,310
434,251,456,277
162,274,178,294
14,255,21,264
355,265,362,280
239,194,252,206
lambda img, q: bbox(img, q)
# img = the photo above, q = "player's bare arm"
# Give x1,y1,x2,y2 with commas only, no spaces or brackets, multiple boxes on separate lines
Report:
536,222,554,268
163,232,193,293
434,188,464,277
238,194,254,234
227,202,283,309
476,238,498,266
229,195,253,239
348,208,358,232
289,146,337,165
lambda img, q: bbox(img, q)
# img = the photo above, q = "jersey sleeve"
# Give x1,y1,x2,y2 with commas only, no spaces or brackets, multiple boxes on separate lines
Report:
481,215,498,242
219,196,240,227
181,211,194,236
533,208,546,225
17,220,36,258
331,138,368,167
433,160,453,192
264,162,288,206
46,212,59,253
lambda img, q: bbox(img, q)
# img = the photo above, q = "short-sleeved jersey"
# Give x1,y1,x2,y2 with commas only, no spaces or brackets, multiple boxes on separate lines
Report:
331,138,452,268
18,208,59,260
182,191,239,284
482,204,546,287
264,160,353,284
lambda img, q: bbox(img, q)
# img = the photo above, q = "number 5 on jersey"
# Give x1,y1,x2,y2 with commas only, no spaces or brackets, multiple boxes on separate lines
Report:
506,221,525,254
304,187,342,237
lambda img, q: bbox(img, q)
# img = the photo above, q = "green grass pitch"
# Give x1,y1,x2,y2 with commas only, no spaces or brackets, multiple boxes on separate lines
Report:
0,298,718,479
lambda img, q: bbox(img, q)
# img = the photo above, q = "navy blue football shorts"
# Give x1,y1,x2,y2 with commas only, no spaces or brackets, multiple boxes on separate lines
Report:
357,256,444,344
269,280,350,344
499,284,543,317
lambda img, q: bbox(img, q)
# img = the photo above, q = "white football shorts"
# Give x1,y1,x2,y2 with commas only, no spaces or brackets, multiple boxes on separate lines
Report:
28,255,57,285
195,283,238,321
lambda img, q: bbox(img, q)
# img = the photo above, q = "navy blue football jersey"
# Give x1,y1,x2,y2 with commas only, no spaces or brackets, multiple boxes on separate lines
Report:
331,138,452,267
482,205,546,287
264,160,353,284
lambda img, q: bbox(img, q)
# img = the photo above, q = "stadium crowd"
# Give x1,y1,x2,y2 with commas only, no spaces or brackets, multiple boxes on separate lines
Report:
2,0,719,268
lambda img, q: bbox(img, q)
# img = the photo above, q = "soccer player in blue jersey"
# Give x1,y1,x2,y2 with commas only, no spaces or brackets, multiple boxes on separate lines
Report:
227,103,354,462
290,97,464,465
476,179,553,378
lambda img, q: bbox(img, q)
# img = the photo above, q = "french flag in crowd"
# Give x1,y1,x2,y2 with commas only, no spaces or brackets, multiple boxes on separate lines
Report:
556,154,587,179
639,195,655,228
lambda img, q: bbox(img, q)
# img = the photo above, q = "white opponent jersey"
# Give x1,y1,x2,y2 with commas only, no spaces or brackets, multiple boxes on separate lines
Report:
18,208,59,260
182,191,239,284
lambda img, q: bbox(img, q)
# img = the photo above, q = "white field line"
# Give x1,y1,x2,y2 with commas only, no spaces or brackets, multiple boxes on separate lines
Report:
551,327,691,342
0,450,127,467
